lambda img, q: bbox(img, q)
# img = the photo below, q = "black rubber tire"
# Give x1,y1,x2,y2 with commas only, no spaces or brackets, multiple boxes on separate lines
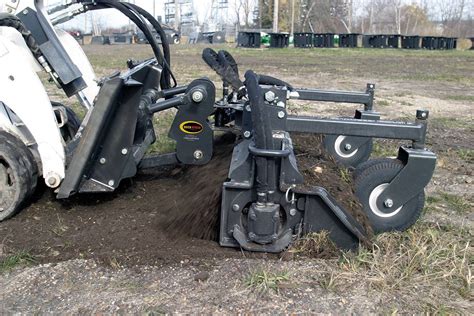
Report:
0,131,37,221
323,135,373,168
355,159,425,234
61,107,81,142
353,158,395,180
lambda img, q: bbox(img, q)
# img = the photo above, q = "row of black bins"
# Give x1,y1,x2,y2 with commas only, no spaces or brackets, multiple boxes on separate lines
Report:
238,32,458,49
295,33,458,49
237,32,291,48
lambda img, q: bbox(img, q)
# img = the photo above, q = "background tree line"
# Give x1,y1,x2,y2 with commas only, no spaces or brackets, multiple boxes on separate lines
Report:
244,0,473,37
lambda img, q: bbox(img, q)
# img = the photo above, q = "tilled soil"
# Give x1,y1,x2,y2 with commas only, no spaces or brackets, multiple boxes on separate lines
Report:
0,133,369,266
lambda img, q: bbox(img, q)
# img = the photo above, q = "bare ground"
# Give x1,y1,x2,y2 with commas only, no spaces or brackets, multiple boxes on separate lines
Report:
0,44,473,314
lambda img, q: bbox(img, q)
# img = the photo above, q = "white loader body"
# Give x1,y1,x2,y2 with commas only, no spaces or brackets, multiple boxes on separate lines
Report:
0,0,99,187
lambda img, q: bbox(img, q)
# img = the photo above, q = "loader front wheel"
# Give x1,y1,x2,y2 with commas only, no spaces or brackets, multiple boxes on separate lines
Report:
0,132,36,221
323,135,372,168
355,159,425,233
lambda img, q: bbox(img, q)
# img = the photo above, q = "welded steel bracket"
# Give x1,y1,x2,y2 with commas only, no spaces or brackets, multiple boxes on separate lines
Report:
376,146,437,212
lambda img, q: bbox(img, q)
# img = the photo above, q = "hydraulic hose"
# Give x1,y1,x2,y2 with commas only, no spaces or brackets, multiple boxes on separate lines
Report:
125,2,175,88
85,0,170,88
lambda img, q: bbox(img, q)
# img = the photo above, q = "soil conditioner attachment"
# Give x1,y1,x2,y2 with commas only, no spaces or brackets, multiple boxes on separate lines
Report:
0,0,436,253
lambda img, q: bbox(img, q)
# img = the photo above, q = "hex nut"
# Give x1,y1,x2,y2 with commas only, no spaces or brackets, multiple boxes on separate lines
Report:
265,91,276,102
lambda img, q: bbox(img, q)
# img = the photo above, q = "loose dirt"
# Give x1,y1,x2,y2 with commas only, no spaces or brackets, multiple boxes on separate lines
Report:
0,132,371,265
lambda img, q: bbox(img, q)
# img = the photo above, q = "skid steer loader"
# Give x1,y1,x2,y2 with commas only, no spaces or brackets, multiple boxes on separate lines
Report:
0,0,436,252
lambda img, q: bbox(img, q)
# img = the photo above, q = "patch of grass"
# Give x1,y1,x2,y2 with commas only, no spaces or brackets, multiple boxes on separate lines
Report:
319,271,339,291
290,231,339,259
0,251,36,273
423,303,460,315
339,222,472,300
445,95,474,102
431,117,471,129
339,168,351,184
148,111,177,154
457,149,474,163
439,193,471,214
245,269,290,294
377,100,390,107
372,142,397,158
423,195,442,214
400,100,414,107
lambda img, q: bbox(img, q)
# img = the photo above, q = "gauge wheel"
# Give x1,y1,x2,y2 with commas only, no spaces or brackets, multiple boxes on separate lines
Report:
355,159,425,233
352,158,395,180
323,135,373,168
0,131,37,221
173,35,180,45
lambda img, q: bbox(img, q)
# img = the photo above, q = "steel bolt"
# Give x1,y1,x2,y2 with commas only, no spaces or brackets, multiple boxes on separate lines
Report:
344,143,352,151
47,177,57,187
248,232,256,239
121,148,128,155
232,204,240,212
277,101,285,108
108,180,115,187
265,91,276,102
278,111,285,119
289,208,297,216
194,150,203,160
384,199,394,208
243,131,252,138
192,90,204,103
99,158,106,165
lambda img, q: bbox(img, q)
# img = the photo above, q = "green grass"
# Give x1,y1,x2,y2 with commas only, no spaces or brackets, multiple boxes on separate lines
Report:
457,149,474,163
147,111,177,154
245,269,290,294
439,193,471,214
372,141,397,158
444,95,474,102
377,99,390,106
431,117,472,129
0,251,36,273
423,195,442,214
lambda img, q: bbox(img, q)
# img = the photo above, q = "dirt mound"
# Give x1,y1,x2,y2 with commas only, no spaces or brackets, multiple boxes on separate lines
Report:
160,133,235,241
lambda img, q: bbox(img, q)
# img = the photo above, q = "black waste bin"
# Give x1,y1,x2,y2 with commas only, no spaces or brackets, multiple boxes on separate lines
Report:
363,34,388,48
294,33,313,48
339,33,361,48
422,36,439,50
237,32,261,48
401,36,421,49
269,33,289,48
446,37,457,50
314,33,335,48
387,35,401,48
437,37,448,49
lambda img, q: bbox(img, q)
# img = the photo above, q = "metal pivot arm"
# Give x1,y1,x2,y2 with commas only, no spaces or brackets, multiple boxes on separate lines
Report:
168,78,216,165
290,83,375,108
286,116,427,143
